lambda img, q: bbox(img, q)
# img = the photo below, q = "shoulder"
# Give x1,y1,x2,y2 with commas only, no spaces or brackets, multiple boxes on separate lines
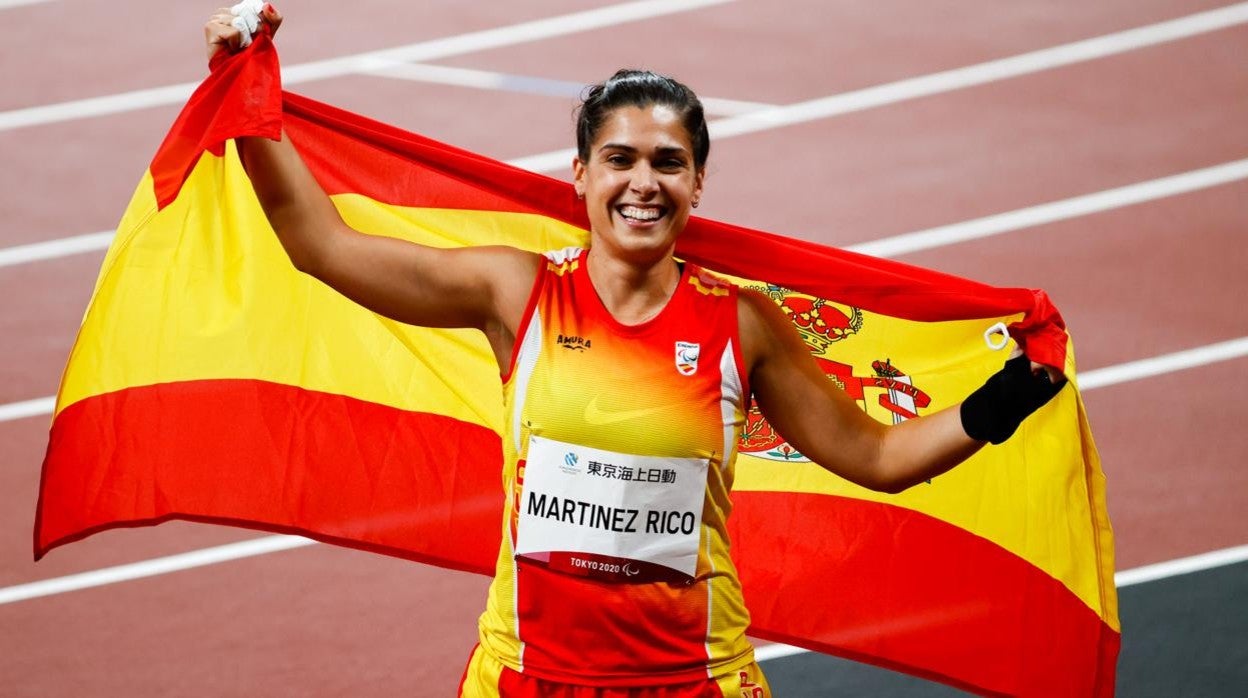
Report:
450,246,543,327
736,287,784,333
736,287,809,376
458,245,543,292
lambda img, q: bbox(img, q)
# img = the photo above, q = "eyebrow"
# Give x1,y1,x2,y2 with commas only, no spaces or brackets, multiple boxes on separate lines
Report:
597,143,690,156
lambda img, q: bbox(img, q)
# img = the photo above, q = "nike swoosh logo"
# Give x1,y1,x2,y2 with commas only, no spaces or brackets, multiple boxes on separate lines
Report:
583,396,667,426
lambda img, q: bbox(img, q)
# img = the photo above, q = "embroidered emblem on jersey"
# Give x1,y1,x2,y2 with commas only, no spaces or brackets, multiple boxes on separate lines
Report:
675,341,700,376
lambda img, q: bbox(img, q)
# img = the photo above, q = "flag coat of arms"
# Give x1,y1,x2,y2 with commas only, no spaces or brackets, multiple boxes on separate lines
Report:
34,33,1119,697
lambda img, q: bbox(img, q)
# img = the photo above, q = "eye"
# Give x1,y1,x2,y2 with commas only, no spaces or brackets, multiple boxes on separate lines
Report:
605,153,631,167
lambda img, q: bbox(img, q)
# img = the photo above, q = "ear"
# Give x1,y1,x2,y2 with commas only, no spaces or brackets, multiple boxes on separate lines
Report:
572,156,587,199
692,166,706,207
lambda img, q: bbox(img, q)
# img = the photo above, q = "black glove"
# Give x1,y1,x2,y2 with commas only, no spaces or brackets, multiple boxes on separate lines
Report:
960,354,1067,444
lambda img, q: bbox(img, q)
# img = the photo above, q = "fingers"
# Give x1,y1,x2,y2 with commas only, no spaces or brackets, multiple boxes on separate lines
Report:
262,3,283,34
1028,360,1065,386
1012,348,1063,384
204,17,243,61
203,4,281,61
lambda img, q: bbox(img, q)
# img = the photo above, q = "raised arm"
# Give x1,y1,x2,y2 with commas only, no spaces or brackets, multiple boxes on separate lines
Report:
204,7,540,366
738,289,1063,493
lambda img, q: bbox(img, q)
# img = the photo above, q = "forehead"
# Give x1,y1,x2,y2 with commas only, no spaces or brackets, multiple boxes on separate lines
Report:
590,104,693,152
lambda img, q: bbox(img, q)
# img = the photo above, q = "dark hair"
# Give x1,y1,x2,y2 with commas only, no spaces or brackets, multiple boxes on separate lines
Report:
576,69,710,169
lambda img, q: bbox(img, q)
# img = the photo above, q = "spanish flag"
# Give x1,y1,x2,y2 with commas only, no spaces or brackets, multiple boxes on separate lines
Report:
34,33,1118,696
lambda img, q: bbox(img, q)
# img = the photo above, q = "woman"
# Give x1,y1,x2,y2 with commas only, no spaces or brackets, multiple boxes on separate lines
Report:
206,6,1064,697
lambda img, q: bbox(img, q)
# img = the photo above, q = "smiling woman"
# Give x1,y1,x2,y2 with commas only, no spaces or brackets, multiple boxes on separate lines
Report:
572,72,707,323
199,5,1068,697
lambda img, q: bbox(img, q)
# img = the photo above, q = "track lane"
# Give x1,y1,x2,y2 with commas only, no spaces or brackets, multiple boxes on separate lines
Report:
5,16,1244,249
0,542,488,697
435,0,1236,103
1081,355,1248,570
0,253,99,405
697,25,1248,245
896,182,1248,372
0,0,626,112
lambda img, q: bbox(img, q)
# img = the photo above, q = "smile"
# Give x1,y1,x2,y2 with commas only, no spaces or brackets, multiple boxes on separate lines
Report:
617,205,666,222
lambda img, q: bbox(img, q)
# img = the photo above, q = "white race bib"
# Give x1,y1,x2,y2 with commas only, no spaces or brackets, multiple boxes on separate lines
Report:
515,435,708,578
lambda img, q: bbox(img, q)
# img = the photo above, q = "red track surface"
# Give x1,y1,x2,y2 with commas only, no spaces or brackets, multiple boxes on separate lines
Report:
2,1,1244,694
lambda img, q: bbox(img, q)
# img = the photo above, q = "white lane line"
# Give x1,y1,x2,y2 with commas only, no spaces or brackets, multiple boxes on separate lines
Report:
0,536,316,605
709,2,1248,140
1115,544,1248,587
0,0,735,132
1077,337,1248,391
847,159,1248,258
753,543,1248,662
0,396,54,423
0,230,115,269
365,62,775,116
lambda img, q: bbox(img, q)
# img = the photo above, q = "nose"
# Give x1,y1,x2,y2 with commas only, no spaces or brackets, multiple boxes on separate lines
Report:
629,162,658,197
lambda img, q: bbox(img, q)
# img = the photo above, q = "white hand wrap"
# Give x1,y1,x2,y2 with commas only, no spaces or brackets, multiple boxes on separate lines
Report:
230,0,266,48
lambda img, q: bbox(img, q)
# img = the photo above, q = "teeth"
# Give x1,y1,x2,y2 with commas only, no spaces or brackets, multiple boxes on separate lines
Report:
620,206,661,221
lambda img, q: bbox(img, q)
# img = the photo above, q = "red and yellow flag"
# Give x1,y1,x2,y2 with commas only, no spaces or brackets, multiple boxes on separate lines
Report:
35,34,1118,696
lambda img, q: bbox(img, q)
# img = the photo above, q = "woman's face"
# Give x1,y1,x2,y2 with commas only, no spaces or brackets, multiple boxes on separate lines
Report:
573,104,705,265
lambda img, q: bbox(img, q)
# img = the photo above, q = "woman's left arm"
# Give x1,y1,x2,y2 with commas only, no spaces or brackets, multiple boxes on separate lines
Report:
738,289,1062,493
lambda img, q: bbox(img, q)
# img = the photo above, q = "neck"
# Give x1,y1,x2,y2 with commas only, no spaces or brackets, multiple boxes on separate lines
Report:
585,247,682,326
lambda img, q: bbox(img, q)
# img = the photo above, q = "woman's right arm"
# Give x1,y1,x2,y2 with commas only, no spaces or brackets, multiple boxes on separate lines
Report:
205,7,540,357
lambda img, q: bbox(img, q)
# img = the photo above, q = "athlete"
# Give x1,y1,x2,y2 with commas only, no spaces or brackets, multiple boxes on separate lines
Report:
206,6,1065,697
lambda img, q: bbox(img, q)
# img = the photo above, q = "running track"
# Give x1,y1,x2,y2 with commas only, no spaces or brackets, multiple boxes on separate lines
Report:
1,1,1245,695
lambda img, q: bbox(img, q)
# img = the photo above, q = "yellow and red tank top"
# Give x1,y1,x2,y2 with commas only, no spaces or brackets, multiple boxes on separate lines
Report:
477,247,756,686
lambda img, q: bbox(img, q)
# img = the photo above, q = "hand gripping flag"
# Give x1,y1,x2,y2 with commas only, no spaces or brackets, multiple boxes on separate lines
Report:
35,33,1118,697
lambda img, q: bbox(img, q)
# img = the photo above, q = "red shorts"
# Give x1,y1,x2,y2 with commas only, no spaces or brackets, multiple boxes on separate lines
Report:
457,645,771,698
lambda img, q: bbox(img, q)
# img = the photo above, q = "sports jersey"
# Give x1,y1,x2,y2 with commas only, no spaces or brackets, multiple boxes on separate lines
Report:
475,248,756,687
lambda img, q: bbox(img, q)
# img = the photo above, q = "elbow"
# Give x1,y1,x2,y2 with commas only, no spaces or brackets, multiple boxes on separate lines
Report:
877,482,908,495
871,475,911,495
287,248,320,276
271,221,332,277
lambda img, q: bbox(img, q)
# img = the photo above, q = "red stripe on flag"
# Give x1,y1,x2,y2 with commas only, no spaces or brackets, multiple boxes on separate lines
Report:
730,491,1119,697
35,380,503,573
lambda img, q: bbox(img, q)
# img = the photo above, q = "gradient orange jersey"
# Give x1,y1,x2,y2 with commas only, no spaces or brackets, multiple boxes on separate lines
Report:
477,248,756,686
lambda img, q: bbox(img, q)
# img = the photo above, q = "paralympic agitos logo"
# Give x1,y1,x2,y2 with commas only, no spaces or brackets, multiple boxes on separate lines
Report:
738,286,933,462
